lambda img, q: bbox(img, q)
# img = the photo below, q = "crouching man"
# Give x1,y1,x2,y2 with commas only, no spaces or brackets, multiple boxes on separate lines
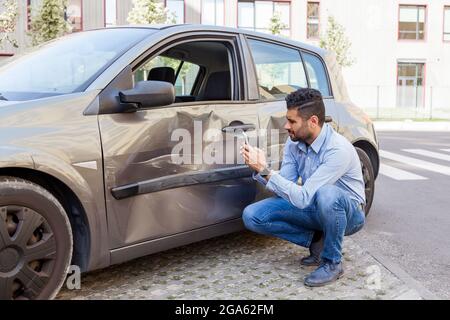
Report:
240,88,366,287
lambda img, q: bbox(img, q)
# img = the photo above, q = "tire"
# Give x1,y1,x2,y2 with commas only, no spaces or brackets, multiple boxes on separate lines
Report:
355,148,375,216
0,176,73,300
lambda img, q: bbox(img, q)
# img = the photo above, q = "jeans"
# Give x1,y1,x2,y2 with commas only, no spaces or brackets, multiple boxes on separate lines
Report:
242,184,365,264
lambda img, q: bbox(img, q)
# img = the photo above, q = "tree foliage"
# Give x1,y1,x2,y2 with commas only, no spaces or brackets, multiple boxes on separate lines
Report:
127,0,176,25
0,0,19,48
269,11,287,36
319,16,355,67
29,0,71,46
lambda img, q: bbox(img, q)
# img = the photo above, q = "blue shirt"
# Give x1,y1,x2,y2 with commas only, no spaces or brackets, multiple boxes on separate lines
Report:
254,123,366,209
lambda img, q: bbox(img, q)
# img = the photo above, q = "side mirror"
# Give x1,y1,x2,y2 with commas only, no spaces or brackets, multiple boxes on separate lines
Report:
119,80,175,110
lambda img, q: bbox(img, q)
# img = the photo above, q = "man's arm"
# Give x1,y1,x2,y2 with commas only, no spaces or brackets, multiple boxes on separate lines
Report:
266,147,351,209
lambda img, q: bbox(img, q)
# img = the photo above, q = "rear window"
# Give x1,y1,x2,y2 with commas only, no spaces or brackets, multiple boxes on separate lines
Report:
302,52,331,97
247,39,308,100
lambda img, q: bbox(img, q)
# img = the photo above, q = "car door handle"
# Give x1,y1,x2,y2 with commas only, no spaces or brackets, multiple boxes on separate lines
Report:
221,122,256,133
325,116,333,123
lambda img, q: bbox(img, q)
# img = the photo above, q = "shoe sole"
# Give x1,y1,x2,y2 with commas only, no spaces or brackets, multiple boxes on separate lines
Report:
304,271,345,288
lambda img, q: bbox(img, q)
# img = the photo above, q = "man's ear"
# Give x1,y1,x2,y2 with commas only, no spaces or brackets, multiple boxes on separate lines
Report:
309,115,320,128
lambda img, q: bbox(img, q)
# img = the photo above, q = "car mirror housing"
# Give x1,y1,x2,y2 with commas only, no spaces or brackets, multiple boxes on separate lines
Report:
119,80,175,110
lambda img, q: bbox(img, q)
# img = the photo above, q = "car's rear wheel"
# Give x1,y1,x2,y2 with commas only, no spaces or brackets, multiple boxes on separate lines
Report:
0,177,72,300
355,148,375,216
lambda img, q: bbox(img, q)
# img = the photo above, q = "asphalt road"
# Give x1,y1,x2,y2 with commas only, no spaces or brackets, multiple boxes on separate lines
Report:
353,131,450,299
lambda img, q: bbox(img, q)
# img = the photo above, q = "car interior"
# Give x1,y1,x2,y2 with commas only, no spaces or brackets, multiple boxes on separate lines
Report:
135,40,236,104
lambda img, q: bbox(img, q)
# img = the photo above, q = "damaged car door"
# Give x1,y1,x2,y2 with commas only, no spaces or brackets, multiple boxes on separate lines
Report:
98,33,260,249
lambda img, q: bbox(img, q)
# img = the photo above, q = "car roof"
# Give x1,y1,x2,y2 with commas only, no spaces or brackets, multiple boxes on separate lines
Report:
105,24,328,57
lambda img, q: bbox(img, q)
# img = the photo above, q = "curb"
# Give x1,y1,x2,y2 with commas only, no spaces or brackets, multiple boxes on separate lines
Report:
374,121,450,132
360,245,440,300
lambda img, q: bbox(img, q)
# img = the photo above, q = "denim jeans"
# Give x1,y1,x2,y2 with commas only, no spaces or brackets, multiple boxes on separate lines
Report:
242,184,365,264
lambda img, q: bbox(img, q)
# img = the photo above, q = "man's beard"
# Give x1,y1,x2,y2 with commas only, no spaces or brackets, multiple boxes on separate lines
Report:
289,128,312,143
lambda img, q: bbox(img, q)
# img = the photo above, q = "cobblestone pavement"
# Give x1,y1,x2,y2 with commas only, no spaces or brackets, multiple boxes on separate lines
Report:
57,231,422,300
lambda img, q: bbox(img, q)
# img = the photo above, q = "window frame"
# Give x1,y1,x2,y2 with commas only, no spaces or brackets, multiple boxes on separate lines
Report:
165,0,185,24
444,5,450,43
122,33,245,110
306,1,320,40
65,0,84,33
244,35,333,102
237,0,291,36
201,0,225,26
104,0,118,27
398,4,427,41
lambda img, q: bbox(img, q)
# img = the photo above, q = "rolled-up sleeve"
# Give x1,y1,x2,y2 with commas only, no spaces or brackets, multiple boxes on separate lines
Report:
252,171,268,185
266,147,351,209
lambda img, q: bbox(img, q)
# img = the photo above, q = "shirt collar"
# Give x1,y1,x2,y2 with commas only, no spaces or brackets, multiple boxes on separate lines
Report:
296,123,328,154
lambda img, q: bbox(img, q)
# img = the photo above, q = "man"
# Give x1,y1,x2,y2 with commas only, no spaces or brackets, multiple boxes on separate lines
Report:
240,88,366,287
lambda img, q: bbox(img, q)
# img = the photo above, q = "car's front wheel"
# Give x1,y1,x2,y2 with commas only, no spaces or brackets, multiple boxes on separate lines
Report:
0,177,72,300
355,148,375,216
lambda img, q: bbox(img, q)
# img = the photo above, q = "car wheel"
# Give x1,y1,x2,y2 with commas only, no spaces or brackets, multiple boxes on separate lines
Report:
0,176,72,300
355,148,375,216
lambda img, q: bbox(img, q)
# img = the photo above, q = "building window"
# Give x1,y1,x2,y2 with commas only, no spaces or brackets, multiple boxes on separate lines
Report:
398,5,426,40
397,62,425,108
201,0,224,26
307,2,319,39
444,6,450,41
166,0,184,24
104,0,117,27
238,1,290,36
65,0,83,32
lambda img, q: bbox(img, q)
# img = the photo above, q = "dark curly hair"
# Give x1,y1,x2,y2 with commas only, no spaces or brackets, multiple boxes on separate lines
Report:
285,88,325,126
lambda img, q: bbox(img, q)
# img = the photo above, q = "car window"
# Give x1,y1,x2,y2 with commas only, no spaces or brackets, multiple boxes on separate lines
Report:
247,39,308,100
0,28,153,101
302,52,331,97
134,55,200,96
175,62,200,96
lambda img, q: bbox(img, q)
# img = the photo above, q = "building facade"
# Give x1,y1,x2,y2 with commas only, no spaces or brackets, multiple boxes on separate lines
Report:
1,0,449,114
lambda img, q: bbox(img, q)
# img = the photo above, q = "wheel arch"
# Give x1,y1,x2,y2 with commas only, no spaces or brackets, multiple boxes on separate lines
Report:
352,139,380,179
0,167,91,272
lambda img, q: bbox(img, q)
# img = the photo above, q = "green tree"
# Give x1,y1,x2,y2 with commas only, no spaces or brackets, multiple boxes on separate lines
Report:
269,11,287,36
127,0,176,25
319,15,355,67
29,0,71,46
0,0,19,48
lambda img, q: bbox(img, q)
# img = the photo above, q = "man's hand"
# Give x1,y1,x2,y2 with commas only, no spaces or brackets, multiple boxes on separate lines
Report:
240,143,268,173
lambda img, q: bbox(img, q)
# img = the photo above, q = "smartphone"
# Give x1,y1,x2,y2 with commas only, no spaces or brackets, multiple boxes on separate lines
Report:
241,131,250,145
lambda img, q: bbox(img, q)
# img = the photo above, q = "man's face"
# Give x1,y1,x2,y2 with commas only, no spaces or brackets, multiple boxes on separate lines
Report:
283,108,314,143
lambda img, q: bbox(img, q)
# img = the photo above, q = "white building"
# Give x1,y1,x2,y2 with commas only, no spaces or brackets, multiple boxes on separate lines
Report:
1,0,449,116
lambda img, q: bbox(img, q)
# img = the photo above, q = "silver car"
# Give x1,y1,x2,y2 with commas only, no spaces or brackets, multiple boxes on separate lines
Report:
0,25,379,299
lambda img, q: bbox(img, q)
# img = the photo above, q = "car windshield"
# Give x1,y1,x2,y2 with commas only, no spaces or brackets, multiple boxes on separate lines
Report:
0,28,154,101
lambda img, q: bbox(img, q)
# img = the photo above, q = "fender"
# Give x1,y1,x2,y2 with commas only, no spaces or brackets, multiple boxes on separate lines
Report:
0,146,110,271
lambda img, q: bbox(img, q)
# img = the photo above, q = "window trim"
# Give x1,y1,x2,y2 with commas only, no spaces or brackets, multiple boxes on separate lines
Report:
398,4,427,42
65,0,84,32
306,1,320,40
243,35,333,102
164,0,186,24
444,5,450,43
236,0,292,36
200,0,226,26
104,0,118,27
